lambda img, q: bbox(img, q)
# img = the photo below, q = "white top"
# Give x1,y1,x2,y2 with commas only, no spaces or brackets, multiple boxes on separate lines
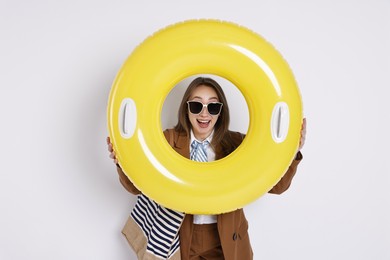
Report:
190,131,217,224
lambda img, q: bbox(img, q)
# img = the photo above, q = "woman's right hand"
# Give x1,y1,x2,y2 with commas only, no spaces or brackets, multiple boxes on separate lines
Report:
106,137,118,164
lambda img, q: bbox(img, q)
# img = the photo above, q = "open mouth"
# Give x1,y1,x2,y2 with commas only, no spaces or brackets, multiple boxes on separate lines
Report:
197,119,211,128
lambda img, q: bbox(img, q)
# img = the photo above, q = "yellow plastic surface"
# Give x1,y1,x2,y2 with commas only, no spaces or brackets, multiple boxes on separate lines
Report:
107,20,303,214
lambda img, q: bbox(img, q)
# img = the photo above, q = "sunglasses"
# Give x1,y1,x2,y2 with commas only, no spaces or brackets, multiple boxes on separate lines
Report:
187,101,223,116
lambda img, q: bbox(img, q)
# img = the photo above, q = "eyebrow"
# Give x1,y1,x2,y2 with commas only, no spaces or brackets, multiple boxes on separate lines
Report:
191,96,219,101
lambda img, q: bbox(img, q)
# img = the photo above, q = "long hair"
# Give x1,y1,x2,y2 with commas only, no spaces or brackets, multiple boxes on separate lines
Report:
174,77,239,158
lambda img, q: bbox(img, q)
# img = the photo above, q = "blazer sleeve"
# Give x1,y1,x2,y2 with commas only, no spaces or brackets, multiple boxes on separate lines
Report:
268,151,303,195
116,164,141,195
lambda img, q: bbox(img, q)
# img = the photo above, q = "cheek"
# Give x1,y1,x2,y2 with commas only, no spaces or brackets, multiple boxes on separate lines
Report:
188,113,196,125
211,116,219,125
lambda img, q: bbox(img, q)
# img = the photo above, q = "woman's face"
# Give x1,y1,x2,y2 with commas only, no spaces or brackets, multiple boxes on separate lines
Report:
188,85,220,141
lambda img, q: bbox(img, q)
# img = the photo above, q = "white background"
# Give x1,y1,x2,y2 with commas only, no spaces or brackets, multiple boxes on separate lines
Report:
1,0,389,259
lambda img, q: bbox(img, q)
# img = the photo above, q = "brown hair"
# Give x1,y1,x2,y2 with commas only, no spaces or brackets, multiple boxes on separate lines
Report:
174,77,239,159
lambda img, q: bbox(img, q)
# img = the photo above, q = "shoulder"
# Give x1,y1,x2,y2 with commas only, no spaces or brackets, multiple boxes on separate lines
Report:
163,128,188,147
163,128,186,138
228,130,245,143
163,128,171,140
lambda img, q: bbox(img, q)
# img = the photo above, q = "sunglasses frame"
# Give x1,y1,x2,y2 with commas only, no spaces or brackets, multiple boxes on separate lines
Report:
187,101,223,116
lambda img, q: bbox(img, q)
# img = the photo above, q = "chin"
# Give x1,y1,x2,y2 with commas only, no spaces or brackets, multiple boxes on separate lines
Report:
194,128,211,137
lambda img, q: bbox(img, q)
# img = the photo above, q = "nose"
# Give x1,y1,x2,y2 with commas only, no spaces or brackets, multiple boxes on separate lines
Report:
199,105,208,116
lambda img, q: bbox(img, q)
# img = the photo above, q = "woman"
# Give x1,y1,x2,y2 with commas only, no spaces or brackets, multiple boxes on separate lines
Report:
107,77,306,260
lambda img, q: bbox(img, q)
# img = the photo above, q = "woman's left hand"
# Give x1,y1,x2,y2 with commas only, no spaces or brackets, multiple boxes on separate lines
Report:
298,118,306,151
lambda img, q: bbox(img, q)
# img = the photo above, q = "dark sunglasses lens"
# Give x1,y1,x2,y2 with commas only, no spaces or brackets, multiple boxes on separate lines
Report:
188,102,203,114
207,103,222,115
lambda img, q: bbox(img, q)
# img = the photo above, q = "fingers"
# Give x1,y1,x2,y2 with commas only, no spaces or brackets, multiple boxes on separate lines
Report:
109,151,118,164
106,136,118,164
107,137,114,152
109,149,118,164
301,118,306,140
108,142,114,152
109,150,116,159
299,118,307,150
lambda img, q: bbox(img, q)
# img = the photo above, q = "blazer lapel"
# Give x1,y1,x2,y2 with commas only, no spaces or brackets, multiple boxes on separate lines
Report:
172,132,190,159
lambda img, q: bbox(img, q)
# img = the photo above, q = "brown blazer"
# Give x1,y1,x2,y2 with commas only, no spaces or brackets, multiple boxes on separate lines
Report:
117,129,303,260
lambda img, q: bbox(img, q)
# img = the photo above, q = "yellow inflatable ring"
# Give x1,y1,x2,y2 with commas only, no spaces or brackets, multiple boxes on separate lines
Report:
107,19,302,214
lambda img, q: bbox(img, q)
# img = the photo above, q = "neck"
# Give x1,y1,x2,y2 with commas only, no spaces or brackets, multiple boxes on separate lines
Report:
192,130,213,142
